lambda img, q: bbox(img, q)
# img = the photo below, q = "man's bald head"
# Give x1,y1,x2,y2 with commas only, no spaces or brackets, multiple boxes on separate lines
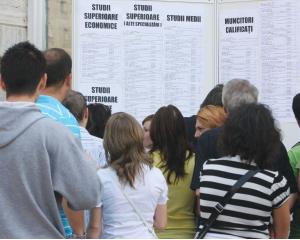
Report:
43,48,71,88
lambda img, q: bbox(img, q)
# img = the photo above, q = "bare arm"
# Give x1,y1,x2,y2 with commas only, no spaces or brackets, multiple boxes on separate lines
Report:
195,189,200,216
272,200,290,239
153,204,167,230
195,188,200,198
287,192,299,210
87,207,102,239
62,200,85,236
286,169,300,213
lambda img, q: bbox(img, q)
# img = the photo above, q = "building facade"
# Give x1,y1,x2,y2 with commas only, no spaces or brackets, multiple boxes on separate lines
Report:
0,0,72,100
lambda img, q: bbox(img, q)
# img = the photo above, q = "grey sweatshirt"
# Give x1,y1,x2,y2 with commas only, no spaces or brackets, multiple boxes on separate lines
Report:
0,102,101,238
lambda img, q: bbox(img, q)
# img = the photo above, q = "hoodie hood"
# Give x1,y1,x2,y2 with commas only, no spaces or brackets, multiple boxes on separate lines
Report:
0,102,45,147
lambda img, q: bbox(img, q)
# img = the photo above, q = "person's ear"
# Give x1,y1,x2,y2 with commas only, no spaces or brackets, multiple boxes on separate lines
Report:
0,75,6,91
38,73,47,92
65,73,72,88
84,107,89,120
223,106,228,114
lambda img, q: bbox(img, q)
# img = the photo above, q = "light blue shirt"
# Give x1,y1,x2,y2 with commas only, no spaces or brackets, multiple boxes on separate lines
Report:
36,95,80,138
36,94,81,238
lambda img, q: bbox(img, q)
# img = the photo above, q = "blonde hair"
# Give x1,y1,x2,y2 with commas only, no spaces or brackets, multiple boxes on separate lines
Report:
104,112,153,187
197,105,226,129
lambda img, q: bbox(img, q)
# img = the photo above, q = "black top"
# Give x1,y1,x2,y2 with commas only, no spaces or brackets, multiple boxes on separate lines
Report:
190,127,298,193
184,115,197,150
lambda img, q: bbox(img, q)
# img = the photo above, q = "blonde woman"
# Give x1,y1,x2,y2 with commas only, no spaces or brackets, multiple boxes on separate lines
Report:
194,105,226,138
91,112,168,239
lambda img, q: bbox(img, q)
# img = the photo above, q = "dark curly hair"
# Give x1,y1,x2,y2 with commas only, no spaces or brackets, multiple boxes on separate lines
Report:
219,103,281,169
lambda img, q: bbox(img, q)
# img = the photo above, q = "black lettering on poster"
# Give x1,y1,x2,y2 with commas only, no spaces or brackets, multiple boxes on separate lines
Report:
84,4,118,30
124,4,162,28
224,17,254,34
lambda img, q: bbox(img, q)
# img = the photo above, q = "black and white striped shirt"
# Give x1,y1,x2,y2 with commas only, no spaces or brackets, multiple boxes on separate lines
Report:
199,156,290,239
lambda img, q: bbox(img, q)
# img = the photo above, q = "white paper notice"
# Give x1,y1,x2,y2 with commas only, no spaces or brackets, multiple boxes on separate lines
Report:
219,1,300,122
76,1,205,121
219,10,260,89
260,0,300,122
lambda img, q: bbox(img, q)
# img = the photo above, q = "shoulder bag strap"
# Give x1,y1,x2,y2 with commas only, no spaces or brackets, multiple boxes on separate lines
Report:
196,169,259,239
112,172,158,239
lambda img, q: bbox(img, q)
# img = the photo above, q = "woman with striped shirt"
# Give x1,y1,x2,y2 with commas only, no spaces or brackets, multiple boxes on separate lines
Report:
199,103,290,239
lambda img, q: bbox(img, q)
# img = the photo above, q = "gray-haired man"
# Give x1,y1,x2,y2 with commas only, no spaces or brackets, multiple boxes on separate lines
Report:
191,79,297,213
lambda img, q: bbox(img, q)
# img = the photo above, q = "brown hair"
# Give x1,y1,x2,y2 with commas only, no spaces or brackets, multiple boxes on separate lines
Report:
150,105,193,184
104,112,153,187
197,105,226,129
142,114,154,125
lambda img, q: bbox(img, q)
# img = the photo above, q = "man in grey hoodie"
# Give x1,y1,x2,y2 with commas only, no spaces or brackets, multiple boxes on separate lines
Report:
0,41,101,238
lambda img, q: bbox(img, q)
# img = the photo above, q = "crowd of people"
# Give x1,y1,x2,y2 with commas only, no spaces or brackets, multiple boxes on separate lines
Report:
0,41,299,239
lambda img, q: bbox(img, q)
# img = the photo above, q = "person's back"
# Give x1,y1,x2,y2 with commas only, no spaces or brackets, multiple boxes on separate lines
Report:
200,156,289,239
98,165,167,238
153,151,195,238
0,103,65,238
36,48,80,138
35,48,84,237
288,143,300,239
151,105,196,238
198,103,290,239
287,93,300,239
63,90,107,168
0,104,100,238
37,95,80,137
191,79,297,196
80,129,106,168
97,112,168,239
0,42,101,238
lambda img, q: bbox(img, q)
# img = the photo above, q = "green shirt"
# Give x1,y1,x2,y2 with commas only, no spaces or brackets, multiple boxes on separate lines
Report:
152,151,196,239
288,144,300,177
288,144,300,239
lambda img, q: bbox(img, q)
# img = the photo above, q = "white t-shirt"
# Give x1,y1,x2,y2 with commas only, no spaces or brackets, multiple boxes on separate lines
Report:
79,127,106,168
97,165,168,239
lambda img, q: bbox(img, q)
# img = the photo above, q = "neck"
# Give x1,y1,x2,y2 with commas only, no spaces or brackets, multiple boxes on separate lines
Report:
7,94,37,102
41,86,66,102
79,119,87,128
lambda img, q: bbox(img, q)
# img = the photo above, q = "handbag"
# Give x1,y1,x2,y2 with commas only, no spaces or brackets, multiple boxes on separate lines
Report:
195,169,259,239
112,172,158,239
